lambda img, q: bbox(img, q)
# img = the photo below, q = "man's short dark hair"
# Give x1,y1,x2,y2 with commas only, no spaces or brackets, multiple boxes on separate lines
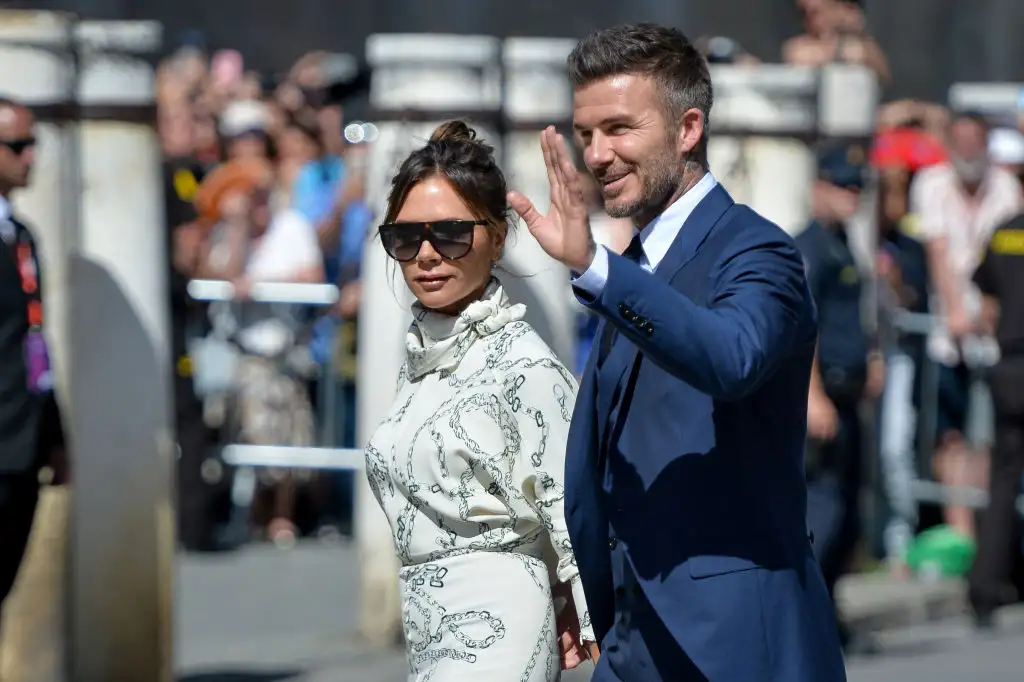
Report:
566,24,713,157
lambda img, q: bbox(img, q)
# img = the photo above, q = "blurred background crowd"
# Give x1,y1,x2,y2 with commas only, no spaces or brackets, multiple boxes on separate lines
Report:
5,0,1024,676
158,44,375,548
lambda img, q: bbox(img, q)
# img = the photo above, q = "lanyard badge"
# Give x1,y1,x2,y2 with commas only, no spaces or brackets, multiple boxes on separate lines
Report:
13,236,51,393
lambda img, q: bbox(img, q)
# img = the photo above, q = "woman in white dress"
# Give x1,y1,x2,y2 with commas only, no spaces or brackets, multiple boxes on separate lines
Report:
365,120,595,681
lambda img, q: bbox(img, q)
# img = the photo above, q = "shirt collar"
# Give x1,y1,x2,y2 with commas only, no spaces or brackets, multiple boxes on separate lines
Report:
636,171,718,271
0,195,10,223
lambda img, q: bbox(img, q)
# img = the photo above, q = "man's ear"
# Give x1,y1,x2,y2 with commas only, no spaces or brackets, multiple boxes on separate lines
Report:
677,107,705,159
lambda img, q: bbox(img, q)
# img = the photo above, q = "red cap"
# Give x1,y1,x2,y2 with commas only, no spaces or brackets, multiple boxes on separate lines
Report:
870,127,948,172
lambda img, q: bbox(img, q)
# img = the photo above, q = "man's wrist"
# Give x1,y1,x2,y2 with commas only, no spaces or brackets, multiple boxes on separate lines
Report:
570,243,598,275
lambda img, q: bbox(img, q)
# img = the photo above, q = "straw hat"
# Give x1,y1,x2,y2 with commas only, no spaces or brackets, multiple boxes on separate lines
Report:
193,158,272,223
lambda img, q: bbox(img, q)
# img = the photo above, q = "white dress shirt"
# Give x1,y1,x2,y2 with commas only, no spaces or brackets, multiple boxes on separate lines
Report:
573,172,719,294
0,195,16,244
908,163,1021,367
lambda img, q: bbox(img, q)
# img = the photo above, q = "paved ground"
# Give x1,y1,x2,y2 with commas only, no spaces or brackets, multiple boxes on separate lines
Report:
846,607,1024,682
175,542,1020,681
176,541,589,682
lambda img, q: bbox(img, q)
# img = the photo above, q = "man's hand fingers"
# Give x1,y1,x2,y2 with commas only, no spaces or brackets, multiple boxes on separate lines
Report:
507,191,543,230
550,131,575,204
540,127,562,202
559,152,587,214
552,132,590,220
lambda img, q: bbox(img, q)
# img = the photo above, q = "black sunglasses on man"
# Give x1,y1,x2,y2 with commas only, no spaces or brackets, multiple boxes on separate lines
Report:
0,137,36,156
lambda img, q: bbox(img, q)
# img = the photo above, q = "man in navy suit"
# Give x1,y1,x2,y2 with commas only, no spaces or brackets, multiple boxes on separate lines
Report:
509,24,847,682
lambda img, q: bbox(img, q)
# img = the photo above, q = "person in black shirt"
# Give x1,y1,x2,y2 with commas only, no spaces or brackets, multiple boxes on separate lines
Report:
159,103,230,551
968,213,1024,628
0,97,66,620
795,144,883,650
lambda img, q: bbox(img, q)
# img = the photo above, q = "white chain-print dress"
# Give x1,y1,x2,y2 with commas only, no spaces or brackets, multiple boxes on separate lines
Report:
365,279,593,682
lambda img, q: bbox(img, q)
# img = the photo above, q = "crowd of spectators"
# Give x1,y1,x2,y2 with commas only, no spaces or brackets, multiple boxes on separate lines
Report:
157,40,372,549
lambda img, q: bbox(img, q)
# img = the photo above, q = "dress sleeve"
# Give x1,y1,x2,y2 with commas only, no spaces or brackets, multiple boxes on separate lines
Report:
502,357,595,643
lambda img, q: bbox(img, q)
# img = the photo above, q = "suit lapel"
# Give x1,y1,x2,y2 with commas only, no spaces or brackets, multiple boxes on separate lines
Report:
653,183,734,284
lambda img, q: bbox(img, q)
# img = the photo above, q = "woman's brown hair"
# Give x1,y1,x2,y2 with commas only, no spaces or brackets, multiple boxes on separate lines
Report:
383,120,513,240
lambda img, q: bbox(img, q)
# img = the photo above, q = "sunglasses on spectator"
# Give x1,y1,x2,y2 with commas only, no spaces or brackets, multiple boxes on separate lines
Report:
0,137,36,156
379,220,486,262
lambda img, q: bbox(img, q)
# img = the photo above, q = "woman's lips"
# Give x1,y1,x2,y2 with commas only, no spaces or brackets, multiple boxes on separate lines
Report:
416,275,452,292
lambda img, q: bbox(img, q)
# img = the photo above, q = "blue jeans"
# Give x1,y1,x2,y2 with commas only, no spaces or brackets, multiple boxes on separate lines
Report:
878,350,918,561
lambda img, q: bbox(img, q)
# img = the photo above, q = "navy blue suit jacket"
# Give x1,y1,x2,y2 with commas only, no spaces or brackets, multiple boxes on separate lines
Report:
565,185,847,681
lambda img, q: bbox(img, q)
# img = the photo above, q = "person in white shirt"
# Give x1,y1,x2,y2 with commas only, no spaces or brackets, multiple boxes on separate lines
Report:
909,111,1023,540
365,120,593,681
199,160,324,545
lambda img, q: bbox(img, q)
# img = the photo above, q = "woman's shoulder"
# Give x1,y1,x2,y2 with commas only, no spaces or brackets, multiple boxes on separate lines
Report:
488,318,553,355
486,320,576,388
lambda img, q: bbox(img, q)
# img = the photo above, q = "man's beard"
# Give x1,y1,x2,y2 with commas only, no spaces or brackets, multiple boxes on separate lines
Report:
604,151,681,220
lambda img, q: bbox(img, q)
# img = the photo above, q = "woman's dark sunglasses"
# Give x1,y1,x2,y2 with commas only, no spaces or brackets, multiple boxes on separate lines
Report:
379,220,486,262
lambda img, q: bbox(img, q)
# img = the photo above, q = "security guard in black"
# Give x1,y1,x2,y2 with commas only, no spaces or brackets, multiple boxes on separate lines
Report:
967,213,1024,627
796,145,872,447
795,144,875,648
0,99,65,621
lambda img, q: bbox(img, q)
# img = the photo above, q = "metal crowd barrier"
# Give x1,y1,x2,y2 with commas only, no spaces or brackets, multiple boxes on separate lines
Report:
187,280,367,541
887,309,1024,516
187,286,1024,513
186,279,342,306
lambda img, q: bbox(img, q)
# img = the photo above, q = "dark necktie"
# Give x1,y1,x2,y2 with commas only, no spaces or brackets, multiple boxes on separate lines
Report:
596,234,645,366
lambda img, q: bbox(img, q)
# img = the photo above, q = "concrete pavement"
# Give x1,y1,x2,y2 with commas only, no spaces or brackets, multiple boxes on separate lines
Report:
175,542,987,681
846,605,1024,682
837,570,967,632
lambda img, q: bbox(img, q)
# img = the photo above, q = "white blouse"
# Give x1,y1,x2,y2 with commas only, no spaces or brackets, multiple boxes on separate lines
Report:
365,279,594,642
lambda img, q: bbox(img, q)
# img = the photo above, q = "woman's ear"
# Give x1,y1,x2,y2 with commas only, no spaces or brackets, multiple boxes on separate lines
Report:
492,223,507,261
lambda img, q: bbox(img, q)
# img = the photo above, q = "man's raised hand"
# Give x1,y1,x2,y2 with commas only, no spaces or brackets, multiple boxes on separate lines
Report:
507,126,596,273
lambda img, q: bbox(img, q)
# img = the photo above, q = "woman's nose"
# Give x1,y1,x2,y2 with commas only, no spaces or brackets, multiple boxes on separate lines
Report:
416,237,441,263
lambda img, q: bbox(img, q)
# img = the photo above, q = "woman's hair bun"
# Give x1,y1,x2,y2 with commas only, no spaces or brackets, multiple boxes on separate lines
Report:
429,119,478,144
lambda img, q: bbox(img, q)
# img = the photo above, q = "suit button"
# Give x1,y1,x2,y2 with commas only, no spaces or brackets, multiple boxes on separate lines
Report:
608,538,619,550
808,532,815,545
643,323,654,336
618,303,629,316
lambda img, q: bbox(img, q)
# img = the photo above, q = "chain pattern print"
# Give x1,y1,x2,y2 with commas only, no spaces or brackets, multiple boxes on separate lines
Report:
366,283,593,681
